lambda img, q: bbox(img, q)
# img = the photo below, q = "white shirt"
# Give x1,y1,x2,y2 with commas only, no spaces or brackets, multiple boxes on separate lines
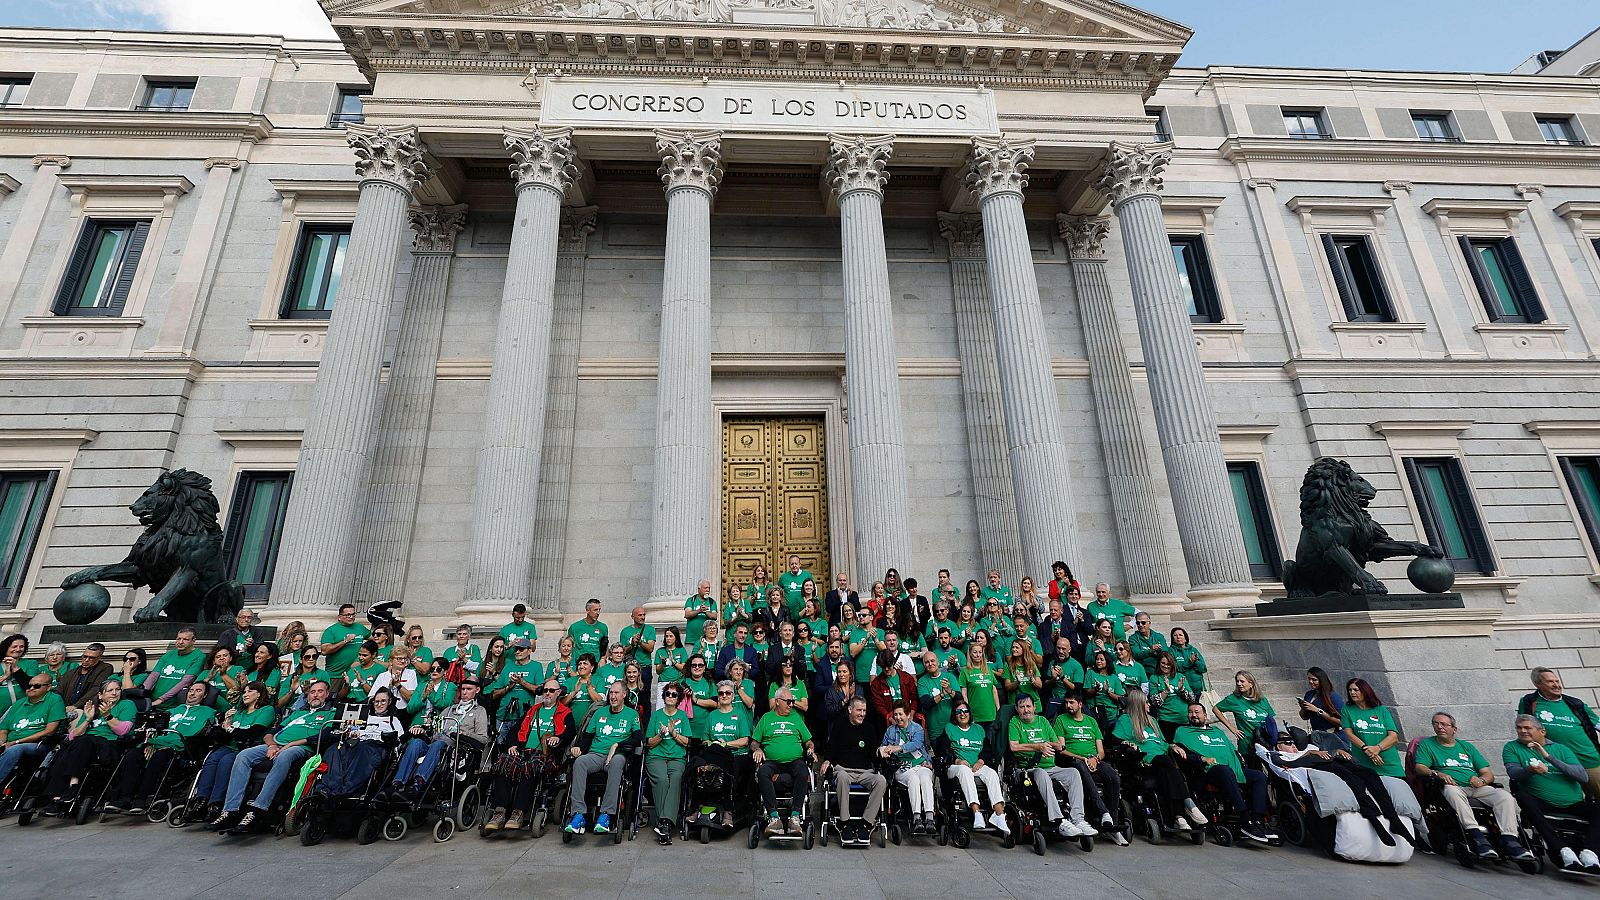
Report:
372,669,419,709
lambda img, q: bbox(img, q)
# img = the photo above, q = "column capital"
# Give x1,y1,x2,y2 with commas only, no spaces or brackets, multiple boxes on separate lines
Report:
1383,179,1413,195
408,203,468,254
559,205,599,252
1244,176,1278,191
203,157,245,171
826,134,894,199
31,154,70,169
936,211,984,258
656,129,724,196
1515,183,1546,198
504,125,579,195
964,136,1035,201
1057,214,1111,260
1094,141,1171,206
347,124,431,191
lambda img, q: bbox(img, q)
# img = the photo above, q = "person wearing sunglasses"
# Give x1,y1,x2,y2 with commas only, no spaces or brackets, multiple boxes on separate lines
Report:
0,674,67,787
279,646,329,711
751,687,814,837
645,683,691,843
940,701,1009,836
680,655,717,740
489,638,545,727
484,679,571,832
687,679,753,830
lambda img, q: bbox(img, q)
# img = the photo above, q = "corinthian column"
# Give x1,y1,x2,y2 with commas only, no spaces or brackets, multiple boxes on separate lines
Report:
937,212,1023,577
826,135,913,578
645,130,723,619
267,125,430,620
459,127,578,620
1058,215,1177,605
355,203,467,608
1095,142,1258,609
963,137,1081,581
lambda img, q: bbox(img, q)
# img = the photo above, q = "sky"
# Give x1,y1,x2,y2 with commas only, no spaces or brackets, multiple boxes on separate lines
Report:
1,0,1596,73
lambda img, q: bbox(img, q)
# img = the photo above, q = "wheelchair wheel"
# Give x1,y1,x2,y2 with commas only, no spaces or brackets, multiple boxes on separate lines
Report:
1276,800,1308,847
889,823,903,846
383,814,409,842
1079,834,1094,853
166,804,186,828
1453,843,1477,869
300,811,327,847
1143,818,1162,845
74,799,93,825
455,784,481,830
937,825,948,846
1031,829,1046,856
17,809,34,826
357,816,381,845
147,800,170,824
1519,854,1544,875
700,824,711,845
802,822,815,850
1187,824,1205,846
953,827,971,849
561,828,573,844
1000,821,1015,849
746,824,759,849
434,818,455,842
612,824,622,845
531,809,548,839
872,823,886,848
1211,826,1234,848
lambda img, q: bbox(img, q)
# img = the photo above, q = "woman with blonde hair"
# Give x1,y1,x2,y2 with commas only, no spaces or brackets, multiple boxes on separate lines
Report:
1111,687,1203,831
1213,669,1279,748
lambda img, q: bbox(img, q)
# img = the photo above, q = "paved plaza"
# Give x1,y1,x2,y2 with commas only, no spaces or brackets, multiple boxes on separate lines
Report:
2,816,1596,900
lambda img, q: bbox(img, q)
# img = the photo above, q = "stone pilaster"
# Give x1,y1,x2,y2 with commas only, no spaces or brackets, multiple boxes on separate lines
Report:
937,211,1023,578
827,134,913,579
267,125,431,619
0,155,70,324
645,130,723,619
963,137,1081,582
528,206,598,617
459,126,579,621
1095,142,1259,609
354,203,467,609
1058,214,1177,606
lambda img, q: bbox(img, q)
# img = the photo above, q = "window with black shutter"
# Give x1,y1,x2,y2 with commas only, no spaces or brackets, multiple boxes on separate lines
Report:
1559,457,1600,560
52,219,151,316
1459,236,1545,323
1321,233,1395,322
222,472,294,600
1403,457,1495,575
1169,234,1223,323
0,471,56,608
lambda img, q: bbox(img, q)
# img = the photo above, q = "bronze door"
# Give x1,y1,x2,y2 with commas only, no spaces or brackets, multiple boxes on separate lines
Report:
721,416,830,596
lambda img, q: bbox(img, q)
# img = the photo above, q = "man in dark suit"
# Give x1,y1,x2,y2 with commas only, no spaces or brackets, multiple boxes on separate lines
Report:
1039,597,1088,664
216,608,272,659
56,643,113,712
825,572,859,626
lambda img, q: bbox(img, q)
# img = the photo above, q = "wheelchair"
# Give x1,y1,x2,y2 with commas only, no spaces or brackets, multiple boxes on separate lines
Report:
818,764,891,848
558,746,642,846
932,756,1014,850
219,727,338,837
44,699,158,826
881,760,941,847
480,746,566,840
747,760,815,849
0,734,63,825
682,747,757,844
382,729,487,843
293,735,404,846
99,724,214,827
1178,755,1281,849
1107,741,1203,847
1006,760,1094,856
1415,775,1538,874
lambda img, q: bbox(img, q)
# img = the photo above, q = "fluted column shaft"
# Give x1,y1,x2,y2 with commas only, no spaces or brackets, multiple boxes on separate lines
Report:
460,127,578,618
1097,143,1257,605
646,131,723,615
939,213,1023,577
355,204,466,607
965,138,1081,581
1060,216,1174,599
269,125,429,614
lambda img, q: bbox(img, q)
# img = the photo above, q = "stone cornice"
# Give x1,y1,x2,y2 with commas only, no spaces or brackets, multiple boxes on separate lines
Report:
1211,607,1503,641
57,174,194,197
1221,136,1600,170
0,173,19,198
0,109,272,142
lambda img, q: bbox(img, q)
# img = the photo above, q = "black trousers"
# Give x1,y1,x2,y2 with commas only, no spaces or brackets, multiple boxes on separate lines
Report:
111,746,179,803
1321,759,1402,823
1517,792,1600,858
44,735,115,799
757,759,809,815
1146,754,1190,804
1066,758,1121,821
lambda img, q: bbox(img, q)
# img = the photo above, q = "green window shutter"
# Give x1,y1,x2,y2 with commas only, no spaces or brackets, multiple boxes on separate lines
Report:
0,472,56,606
1560,458,1600,556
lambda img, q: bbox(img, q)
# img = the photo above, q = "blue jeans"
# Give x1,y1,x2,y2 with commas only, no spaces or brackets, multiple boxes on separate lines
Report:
195,748,238,803
223,743,311,812
0,742,46,786
394,737,447,785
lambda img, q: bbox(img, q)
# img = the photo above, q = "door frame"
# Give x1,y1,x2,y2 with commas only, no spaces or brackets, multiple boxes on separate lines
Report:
711,391,852,595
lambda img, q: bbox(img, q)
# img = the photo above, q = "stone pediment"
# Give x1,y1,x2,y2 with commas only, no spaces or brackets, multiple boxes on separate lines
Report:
319,0,1190,41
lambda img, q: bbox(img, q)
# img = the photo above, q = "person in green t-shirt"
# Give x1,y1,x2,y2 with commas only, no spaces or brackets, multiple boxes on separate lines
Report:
1340,678,1402,778
1505,714,1600,873
1084,650,1124,726
846,615,883,691
213,680,337,829
960,646,1002,749
941,703,1009,834
1053,692,1122,839
728,580,755,629
196,645,245,712
1415,711,1529,862
619,606,658,673
568,599,609,664
562,653,604,732
1086,584,1138,641
145,628,206,709
684,581,717,646
979,569,1013,614
1524,667,1600,797
1168,627,1207,694
1147,653,1194,741
751,688,813,835
441,625,484,678
1007,694,1090,837
653,628,689,691
1214,671,1278,751
105,681,218,814
917,651,958,742
1110,688,1204,831
776,556,815,619
498,604,539,652
279,645,330,711
1044,637,1086,718
341,642,384,704
319,604,371,678
1173,702,1272,841
563,682,641,835
680,655,717,740
40,678,137,811
595,643,630,695
0,672,67,786
644,682,692,842
491,639,545,720
1127,614,1168,680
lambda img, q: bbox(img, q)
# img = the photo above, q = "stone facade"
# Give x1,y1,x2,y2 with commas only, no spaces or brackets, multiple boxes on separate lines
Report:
0,3,1598,711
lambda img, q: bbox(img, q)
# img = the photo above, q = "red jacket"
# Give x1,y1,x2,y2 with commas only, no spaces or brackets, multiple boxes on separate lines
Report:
868,670,919,726
515,701,573,756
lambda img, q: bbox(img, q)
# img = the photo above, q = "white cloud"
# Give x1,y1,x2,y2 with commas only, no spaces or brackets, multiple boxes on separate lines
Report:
108,0,339,39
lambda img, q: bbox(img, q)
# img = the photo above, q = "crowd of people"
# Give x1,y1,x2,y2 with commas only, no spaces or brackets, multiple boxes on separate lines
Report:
1,557,1598,878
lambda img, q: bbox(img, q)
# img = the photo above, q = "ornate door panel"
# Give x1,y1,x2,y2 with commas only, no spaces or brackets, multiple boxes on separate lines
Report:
722,416,830,594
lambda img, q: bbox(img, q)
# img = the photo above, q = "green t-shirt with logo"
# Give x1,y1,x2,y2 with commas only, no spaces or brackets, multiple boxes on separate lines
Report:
682,676,715,739
979,585,1013,611
585,706,639,756
567,619,608,664
619,624,657,668
1341,703,1403,777
274,705,336,745
1128,631,1169,678
442,644,483,674
917,672,958,739
1174,724,1244,784
752,709,811,763
152,703,217,750
777,571,814,616
319,622,370,676
344,661,384,703
1148,674,1192,724
724,595,753,629
1170,645,1208,694
0,691,65,741
150,648,206,707
683,595,716,645
1053,714,1103,759
1415,736,1490,787
595,663,627,693
653,647,687,684
1008,716,1057,769
227,705,277,748
1085,671,1122,718
1531,698,1600,768
498,621,538,645
1087,598,1137,640
86,698,138,740
491,659,544,717
1046,656,1086,705
563,675,599,727
847,627,879,684
1111,715,1169,765
1216,693,1276,740
945,722,988,766
1504,739,1585,807
962,667,1000,724
646,708,689,760
705,707,750,755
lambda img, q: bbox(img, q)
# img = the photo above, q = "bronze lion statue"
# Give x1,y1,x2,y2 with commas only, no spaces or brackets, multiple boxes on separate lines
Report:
1281,457,1443,598
61,469,244,623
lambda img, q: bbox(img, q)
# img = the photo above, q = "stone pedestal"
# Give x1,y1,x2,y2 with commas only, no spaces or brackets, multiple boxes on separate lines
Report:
1255,592,1464,617
40,622,278,650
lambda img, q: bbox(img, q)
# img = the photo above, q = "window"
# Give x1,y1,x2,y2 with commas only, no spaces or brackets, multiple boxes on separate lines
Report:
1147,106,1171,142
1411,112,1458,142
52,219,151,317
1227,462,1282,580
1458,236,1545,323
1320,234,1395,322
139,80,194,111
1283,108,1330,139
1169,235,1222,323
223,472,294,600
0,76,29,107
1536,115,1584,146
1561,457,1600,558
280,225,351,319
1403,457,1495,575
329,89,366,128
0,472,55,607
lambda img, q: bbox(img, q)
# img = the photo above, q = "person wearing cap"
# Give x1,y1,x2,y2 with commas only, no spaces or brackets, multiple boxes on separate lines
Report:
499,604,539,653
1414,710,1532,862
939,700,1009,835
389,677,490,799
489,638,544,726
1172,701,1274,843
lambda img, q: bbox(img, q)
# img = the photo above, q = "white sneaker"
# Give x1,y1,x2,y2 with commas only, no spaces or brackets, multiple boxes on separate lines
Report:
1173,817,1192,832
1109,830,1130,846
1099,812,1115,829
991,813,1010,836
1073,819,1096,836
971,811,986,829
1580,849,1600,869
1058,819,1077,838
1184,803,1208,826
1561,847,1581,868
